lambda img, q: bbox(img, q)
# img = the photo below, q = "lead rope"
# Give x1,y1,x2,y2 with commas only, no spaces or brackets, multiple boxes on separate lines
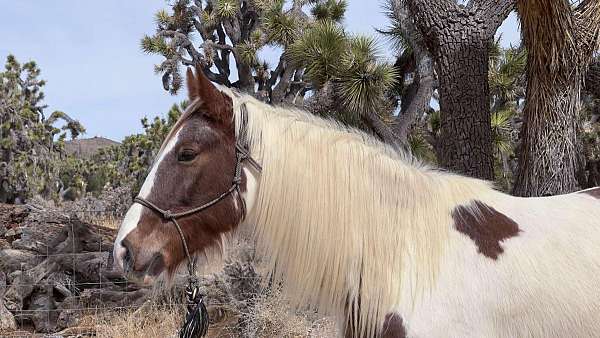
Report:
179,256,208,338
132,199,209,338
174,217,208,338
133,103,261,338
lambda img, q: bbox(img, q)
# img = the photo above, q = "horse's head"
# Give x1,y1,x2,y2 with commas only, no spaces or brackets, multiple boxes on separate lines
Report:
113,67,256,283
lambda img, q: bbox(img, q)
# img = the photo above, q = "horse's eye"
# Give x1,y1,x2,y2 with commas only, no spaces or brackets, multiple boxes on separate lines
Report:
177,149,197,162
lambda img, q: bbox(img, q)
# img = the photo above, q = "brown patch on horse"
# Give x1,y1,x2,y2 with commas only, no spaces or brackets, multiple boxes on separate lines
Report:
344,312,407,338
580,187,600,199
344,295,406,338
452,201,520,260
381,313,407,338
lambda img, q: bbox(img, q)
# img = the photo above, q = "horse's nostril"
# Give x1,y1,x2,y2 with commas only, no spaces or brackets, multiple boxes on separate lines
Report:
121,241,134,273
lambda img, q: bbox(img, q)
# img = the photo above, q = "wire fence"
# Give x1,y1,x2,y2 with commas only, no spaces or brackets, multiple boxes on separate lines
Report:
2,205,267,337
1,207,188,337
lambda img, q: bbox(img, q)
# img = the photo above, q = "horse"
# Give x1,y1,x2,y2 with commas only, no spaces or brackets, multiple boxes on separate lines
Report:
113,66,600,338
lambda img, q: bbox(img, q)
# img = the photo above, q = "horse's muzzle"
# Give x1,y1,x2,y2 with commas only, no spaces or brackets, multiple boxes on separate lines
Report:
114,239,165,284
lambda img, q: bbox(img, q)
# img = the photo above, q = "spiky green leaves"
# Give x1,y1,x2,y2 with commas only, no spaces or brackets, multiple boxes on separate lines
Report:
155,9,172,28
379,4,412,55
47,111,86,139
236,42,260,66
490,109,515,156
216,0,239,18
141,35,174,58
338,55,397,116
311,0,347,22
200,10,219,29
289,20,346,86
263,3,301,46
489,39,526,104
235,29,267,67
290,21,397,116
249,0,280,12
408,131,437,163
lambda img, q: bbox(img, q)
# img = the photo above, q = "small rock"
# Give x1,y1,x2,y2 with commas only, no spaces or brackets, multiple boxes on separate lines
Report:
7,270,22,284
0,249,38,274
4,227,23,238
29,290,59,333
0,271,6,298
56,296,82,330
0,298,17,331
0,238,10,250
11,238,48,252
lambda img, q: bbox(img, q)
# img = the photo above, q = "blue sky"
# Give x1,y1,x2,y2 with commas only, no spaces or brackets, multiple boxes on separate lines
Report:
1,1,520,141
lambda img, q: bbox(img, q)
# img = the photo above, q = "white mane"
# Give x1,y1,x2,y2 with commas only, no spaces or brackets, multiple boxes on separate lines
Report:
222,89,496,336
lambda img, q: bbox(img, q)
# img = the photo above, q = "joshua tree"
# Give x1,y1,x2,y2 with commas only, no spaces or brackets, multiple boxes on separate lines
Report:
0,55,84,203
142,0,399,145
397,0,515,180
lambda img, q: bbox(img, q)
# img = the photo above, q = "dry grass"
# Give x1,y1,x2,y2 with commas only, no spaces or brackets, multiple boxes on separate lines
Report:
82,304,182,338
243,290,338,338
72,291,337,338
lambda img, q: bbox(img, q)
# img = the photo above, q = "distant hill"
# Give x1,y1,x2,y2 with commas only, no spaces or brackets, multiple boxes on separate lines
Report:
65,136,120,159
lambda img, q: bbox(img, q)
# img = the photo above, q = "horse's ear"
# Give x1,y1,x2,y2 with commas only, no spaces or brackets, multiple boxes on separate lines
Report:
185,66,233,125
186,67,199,101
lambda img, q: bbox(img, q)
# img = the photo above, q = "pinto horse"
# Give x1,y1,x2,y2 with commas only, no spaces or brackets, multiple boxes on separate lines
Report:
113,67,600,338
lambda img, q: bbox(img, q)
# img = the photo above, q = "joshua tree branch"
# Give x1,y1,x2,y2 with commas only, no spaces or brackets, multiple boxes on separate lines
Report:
362,111,404,150
271,62,297,103
268,57,285,90
202,40,235,51
468,0,516,31
389,0,435,143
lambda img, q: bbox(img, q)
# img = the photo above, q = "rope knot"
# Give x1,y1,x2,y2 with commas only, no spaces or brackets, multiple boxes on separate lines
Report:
163,210,174,219
237,150,248,160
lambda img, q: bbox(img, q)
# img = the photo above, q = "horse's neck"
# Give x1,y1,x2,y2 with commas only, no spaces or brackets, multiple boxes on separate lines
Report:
232,99,498,334
243,114,493,335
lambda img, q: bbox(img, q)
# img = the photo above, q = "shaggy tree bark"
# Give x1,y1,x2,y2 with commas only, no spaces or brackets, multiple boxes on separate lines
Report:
512,0,600,197
403,0,514,179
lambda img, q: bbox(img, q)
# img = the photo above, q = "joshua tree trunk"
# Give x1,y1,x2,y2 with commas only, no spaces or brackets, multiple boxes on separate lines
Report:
436,41,495,179
513,79,582,196
403,0,514,180
512,0,600,196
